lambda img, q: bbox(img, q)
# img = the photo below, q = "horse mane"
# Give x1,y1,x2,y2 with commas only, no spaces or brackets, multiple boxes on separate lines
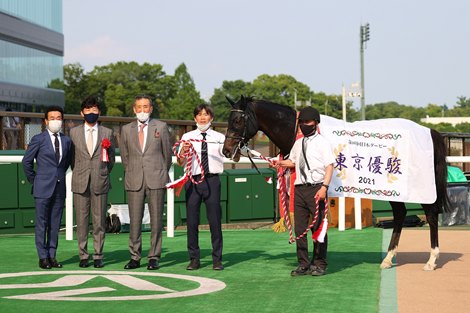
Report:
245,97,297,156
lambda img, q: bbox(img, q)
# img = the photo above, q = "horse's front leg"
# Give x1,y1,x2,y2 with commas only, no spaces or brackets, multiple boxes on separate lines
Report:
422,204,439,271
380,201,407,269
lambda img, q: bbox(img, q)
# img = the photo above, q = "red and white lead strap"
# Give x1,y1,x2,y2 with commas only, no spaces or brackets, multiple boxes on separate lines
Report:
289,194,329,244
165,139,207,196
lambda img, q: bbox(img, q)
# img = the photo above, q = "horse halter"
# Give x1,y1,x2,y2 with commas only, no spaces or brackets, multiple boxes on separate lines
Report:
226,107,259,155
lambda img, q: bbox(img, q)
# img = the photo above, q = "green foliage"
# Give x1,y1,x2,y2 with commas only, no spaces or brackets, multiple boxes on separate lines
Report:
161,63,203,120
59,61,469,133
210,80,253,121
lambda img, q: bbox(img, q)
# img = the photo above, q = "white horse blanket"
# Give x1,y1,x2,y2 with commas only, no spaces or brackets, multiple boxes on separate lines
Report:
319,115,436,204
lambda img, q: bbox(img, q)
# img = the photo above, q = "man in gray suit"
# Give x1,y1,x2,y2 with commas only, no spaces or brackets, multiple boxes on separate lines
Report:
70,96,115,268
120,95,172,270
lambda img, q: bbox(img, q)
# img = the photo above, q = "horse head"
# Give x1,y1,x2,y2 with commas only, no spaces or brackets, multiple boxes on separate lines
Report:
222,95,259,161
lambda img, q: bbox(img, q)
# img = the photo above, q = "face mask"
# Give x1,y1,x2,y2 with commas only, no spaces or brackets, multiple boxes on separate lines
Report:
48,120,62,134
300,124,316,137
197,121,211,132
136,112,150,123
84,113,99,124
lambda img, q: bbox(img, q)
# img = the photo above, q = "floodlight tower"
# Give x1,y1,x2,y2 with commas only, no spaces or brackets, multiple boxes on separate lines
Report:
360,23,370,120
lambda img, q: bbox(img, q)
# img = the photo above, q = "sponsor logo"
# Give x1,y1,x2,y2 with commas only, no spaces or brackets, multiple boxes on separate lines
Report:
0,271,226,301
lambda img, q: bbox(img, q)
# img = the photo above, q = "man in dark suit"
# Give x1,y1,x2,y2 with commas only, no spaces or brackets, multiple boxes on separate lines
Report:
22,106,72,269
70,96,115,268
120,95,172,270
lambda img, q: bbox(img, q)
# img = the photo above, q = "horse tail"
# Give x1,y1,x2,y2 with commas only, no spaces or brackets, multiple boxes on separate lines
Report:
431,129,451,213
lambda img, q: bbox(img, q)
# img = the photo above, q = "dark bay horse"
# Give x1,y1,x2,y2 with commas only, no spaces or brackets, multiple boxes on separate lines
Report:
222,95,450,270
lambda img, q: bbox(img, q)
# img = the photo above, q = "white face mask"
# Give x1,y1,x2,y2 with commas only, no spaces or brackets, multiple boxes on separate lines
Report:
47,120,62,134
136,112,150,123
197,121,211,132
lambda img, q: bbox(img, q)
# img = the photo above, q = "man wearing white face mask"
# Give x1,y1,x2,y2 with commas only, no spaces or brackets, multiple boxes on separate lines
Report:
177,104,226,271
120,95,172,270
22,106,72,269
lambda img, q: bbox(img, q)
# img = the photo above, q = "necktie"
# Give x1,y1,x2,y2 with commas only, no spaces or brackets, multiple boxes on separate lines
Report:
299,137,308,183
87,128,94,156
201,132,209,175
53,133,60,164
139,123,146,151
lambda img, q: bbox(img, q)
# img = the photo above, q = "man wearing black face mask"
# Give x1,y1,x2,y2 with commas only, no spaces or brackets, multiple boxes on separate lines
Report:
272,107,335,276
70,96,115,268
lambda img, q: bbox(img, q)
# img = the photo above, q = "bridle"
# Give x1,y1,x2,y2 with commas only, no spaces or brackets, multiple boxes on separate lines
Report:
225,105,259,158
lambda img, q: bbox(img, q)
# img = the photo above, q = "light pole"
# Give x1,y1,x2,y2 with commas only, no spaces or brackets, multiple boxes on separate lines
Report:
293,88,298,110
360,23,370,120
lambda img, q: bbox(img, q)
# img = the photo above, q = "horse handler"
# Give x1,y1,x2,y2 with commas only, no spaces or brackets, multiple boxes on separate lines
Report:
272,107,335,276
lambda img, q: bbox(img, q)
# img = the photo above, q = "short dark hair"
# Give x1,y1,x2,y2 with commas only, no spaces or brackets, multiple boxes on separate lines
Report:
193,104,214,118
81,96,100,111
44,106,64,120
134,94,153,106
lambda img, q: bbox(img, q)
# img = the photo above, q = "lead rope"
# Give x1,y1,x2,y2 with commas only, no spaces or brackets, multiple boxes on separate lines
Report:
243,146,329,244
166,139,208,195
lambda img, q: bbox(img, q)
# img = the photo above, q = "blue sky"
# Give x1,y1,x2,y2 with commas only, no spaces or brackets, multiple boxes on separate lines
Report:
64,0,470,108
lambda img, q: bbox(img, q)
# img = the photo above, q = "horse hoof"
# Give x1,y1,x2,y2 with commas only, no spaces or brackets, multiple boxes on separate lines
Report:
380,260,392,269
423,263,436,271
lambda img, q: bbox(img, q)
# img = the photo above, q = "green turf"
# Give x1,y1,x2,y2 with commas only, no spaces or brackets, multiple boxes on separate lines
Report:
0,228,383,312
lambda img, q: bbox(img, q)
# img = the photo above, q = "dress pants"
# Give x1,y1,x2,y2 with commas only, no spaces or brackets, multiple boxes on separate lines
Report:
34,183,65,259
293,184,328,269
185,175,223,263
127,176,164,261
74,184,108,260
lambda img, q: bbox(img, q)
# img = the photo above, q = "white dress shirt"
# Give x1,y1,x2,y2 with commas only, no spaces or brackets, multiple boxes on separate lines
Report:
288,133,335,185
84,123,99,151
180,128,225,175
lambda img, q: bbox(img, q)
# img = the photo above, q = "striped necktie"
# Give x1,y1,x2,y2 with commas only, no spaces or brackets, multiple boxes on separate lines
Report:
201,132,209,174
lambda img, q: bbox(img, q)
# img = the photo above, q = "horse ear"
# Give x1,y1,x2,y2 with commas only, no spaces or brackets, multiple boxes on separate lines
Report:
225,96,235,107
240,95,247,110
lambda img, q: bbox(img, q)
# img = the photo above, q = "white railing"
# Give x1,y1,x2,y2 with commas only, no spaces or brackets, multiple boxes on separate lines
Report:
1,155,466,240
0,155,271,240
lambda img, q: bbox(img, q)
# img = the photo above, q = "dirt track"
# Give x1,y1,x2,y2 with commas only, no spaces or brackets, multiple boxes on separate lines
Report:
396,229,470,313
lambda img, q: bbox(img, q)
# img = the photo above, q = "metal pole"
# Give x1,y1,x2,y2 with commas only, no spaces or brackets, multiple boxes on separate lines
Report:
360,23,370,121
360,25,366,120
294,88,298,110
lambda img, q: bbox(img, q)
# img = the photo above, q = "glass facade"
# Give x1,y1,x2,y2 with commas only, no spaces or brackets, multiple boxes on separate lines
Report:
0,40,63,88
0,0,63,113
0,0,62,32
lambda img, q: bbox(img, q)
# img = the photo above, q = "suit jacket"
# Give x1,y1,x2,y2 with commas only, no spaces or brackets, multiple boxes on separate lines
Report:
120,118,172,191
70,124,116,194
22,131,72,199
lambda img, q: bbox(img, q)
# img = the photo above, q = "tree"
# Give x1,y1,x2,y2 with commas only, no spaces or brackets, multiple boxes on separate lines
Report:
161,63,202,120
210,80,253,121
88,61,171,117
62,63,90,114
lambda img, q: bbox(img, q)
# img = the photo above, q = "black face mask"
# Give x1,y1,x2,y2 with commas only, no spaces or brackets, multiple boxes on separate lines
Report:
84,113,99,124
300,124,316,137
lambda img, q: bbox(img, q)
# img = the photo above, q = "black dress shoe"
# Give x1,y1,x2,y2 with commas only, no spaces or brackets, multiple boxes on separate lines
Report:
79,259,90,268
311,266,326,276
147,259,160,270
186,259,200,270
94,259,104,268
48,258,63,268
213,261,224,271
39,258,51,270
290,265,312,276
124,259,140,269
